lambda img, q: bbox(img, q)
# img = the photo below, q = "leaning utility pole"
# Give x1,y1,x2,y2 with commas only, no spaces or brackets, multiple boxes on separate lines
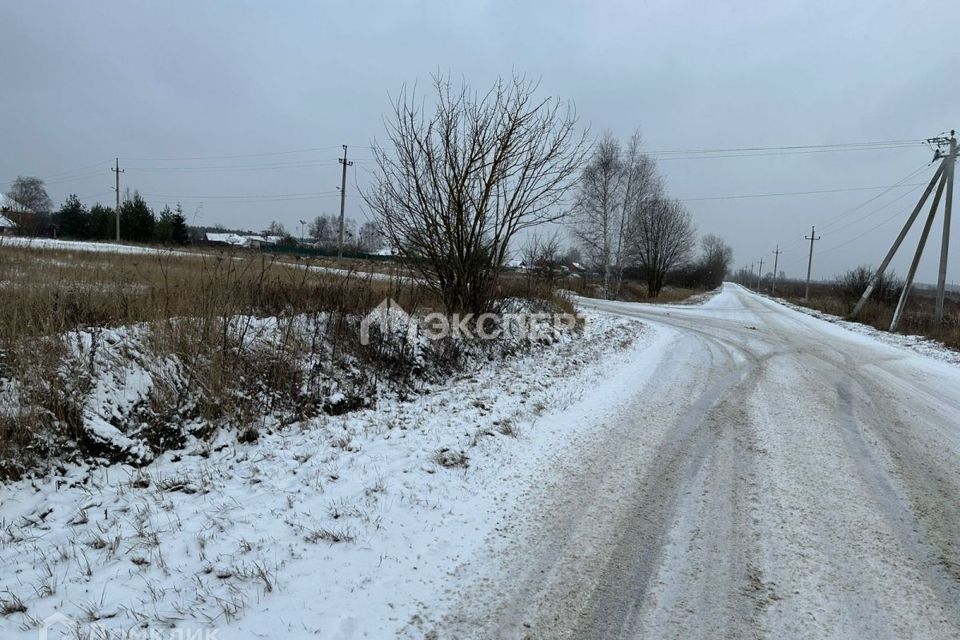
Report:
851,131,957,329
771,245,782,296
935,134,957,321
111,158,125,241
890,173,947,331
337,145,353,259
756,257,764,290
804,226,820,301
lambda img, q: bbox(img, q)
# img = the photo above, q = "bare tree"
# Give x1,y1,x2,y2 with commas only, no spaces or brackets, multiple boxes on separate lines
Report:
699,234,734,289
615,133,661,297
571,131,662,299
308,215,337,244
7,176,53,235
366,74,587,313
358,220,385,253
571,134,622,297
523,230,565,286
7,176,52,214
627,197,696,297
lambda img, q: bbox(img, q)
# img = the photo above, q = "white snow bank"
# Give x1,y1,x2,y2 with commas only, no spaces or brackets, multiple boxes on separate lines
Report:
0,310,663,639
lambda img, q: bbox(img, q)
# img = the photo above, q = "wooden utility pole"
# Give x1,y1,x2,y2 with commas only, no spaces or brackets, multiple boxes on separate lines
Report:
935,133,957,321
111,158,125,241
337,145,353,259
804,226,820,301
756,257,764,290
771,245,782,296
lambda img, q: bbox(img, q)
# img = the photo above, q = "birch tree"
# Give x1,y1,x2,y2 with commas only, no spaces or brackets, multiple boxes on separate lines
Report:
571,134,622,297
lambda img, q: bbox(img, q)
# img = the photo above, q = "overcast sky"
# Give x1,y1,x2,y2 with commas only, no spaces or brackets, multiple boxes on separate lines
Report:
3,0,959,281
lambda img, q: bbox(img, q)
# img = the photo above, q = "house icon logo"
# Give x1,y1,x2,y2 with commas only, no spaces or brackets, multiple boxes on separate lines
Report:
359,298,416,346
38,612,109,639
38,612,77,640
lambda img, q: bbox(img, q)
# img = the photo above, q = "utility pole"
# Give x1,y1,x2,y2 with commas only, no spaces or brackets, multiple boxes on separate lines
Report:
852,130,957,325
111,158,125,242
337,145,353,259
935,132,957,321
771,245,782,296
804,226,820,301
756,257,764,290
890,168,948,331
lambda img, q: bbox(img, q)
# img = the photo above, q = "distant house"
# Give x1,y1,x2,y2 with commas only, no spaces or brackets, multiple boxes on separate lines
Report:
204,232,285,249
0,213,16,235
204,232,247,247
0,193,24,235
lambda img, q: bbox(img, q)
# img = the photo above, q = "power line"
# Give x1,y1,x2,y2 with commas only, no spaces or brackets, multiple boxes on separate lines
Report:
119,145,347,162
40,160,113,181
43,170,111,186
646,139,922,156
139,189,341,201
680,181,926,203
777,161,936,256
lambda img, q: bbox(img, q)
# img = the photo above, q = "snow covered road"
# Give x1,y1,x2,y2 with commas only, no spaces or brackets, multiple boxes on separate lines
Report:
438,283,960,639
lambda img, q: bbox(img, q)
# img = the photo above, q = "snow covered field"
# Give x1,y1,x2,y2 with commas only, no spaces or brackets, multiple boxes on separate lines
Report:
0,236,179,256
0,308,663,639
5,282,959,639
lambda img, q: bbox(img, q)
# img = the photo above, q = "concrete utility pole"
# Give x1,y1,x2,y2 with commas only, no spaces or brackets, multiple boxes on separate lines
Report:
891,169,948,331
851,163,945,318
111,158,125,242
804,226,820,301
935,133,957,321
852,130,957,326
771,245,782,296
756,257,764,290
337,145,353,259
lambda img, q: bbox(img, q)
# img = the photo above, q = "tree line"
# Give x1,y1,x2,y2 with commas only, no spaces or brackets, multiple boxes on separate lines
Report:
366,74,733,313
4,176,189,245
570,133,732,298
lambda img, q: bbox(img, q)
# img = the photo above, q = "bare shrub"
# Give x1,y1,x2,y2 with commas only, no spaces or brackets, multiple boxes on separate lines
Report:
367,73,587,314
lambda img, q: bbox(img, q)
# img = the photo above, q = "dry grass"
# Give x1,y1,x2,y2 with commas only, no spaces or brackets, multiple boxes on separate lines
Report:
0,244,438,480
563,274,705,304
750,278,960,350
0,244,576,481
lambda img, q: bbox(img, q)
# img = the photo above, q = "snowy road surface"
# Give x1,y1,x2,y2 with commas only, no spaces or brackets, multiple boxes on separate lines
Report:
439,284,960,639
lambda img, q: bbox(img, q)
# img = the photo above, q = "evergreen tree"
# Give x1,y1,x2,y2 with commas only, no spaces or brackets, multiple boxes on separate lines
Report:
56,195,89,239
171,204,189,245
119,191,155,242
154,205,175,243
89,204,115,240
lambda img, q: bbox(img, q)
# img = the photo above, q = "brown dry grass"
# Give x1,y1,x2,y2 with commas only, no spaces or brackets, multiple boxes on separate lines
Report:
753,279,960,350
562,273,705,304
0,244,573,480
0,245,438,479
